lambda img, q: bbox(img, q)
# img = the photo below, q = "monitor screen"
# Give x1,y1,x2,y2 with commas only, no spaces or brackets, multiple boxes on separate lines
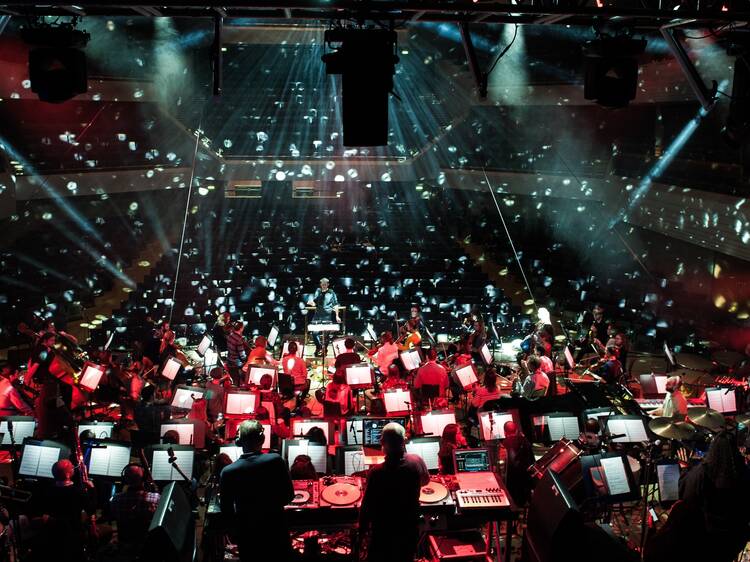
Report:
454,448,491,473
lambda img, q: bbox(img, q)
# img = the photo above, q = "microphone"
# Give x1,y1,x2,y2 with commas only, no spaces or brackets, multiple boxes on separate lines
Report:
403,401,411,406
608,433,627,440
167,446,176,461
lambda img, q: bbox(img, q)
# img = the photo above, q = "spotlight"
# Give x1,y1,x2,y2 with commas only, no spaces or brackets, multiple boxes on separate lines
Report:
583,35,646,108
21,20,90,103
322,28,399,146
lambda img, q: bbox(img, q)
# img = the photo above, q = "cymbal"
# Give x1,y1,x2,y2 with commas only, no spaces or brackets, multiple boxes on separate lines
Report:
687,407,725,431
630,354,667,376
735,413,750,426
677,353,714,372
649,417,697,441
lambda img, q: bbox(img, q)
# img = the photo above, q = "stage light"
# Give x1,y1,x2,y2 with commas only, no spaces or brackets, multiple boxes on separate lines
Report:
584,35,646,108
322,28,399,146
22,20,90,103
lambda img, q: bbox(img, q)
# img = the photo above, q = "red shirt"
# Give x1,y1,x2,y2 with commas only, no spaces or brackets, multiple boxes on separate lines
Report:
414,361,449,395
282,355,308,386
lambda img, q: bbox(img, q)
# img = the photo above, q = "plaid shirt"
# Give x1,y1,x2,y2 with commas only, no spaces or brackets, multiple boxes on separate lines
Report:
111,489,161,545
226,331,247,367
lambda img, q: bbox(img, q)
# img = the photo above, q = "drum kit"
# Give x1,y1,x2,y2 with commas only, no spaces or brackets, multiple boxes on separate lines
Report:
648,406,731,441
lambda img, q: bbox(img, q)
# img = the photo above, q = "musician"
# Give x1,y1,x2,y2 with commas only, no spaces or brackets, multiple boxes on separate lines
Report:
499,421,534,506
156,320,177,360
334,338,361,371
596,345,623,385
397,318,422,351
513,356,550,399
359,422,430,562
220,420,294,561
39,319,79,346
470,367,502,409
677,431,750,562
0,364,33,416
534,344,554,374
244,335,276,368
578,304,610,358
650,376,688,417
414,348,450,398
370,332,399,375
110,465,160,551
281,342,308,389
28,332,72,439
307,277,340,357
37,459,96,562
438,423,467,475
205,367,228,422
212,311,232,353
226,321,249,386
324,371,353,416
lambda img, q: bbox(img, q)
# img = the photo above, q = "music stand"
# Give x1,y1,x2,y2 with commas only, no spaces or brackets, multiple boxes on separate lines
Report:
160,420,205,449
418,410,457,439
87,440,132,479
79,362,105,392
282,439,328,473
454,363,478,390
291,419,332,444
18,438,67,479
605,415,649,443
400,349,422,371
336,445,366,476
148,444,195,482
706,387,738,414
78,420,114,440
247,365,277,388
161,357,182,381
579,452,640,504
224,390,259,417
383,389,412,416
405,436,441,471
171,386,206,411
478,410,515,441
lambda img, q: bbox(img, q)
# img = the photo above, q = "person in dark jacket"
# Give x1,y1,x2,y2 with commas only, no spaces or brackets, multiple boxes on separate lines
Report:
500,421,534,506
220,420,294,561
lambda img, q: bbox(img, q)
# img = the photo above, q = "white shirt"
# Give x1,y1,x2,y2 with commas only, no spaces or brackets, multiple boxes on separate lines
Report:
375,342,399,374
661,390,688,418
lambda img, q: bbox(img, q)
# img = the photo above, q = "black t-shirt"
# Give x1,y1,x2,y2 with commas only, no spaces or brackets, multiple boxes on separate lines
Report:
334,351,361,371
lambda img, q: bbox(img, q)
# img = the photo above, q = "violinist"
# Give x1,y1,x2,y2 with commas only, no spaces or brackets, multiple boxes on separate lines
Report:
39,319,79,347
467,319,487,358
369,332,399,375
206,366,229,422
397,318,422,351
334,338,361,372
212,311,232,353
576,304,610,360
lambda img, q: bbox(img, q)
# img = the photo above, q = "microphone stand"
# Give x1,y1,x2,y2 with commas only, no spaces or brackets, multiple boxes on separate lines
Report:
7,420,18,476
167,447,200,508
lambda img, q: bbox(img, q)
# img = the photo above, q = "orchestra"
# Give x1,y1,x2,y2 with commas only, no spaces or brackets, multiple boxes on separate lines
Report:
1,293,750,562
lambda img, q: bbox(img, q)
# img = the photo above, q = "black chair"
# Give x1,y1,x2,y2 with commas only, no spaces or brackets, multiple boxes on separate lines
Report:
278,372,295,398
323,400,343,418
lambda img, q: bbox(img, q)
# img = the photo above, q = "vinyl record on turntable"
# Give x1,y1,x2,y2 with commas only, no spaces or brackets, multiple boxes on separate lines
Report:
320,482,361,506
291,490,311,505
419,481,449,504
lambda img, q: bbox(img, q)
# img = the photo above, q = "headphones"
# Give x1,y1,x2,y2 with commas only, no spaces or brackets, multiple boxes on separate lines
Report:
120,462,143,481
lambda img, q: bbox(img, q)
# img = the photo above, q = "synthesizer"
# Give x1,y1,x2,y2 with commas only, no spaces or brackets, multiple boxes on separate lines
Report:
455,487,510,510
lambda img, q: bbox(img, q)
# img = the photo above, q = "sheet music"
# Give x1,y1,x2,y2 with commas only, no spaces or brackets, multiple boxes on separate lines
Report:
161,423,194,445
268,326,279,347
400,350,421,371
455,365,478,388
706,388,736,413
79,364,105,391
162,358,181,380
547,417,580,441
420,412,456,438
346,419,364,444
608,419,648,443
0,420,35,445
226,393,256,415
384,389,411,413
292,420,330,443
480,344,492,365
600,456,630,496
405,441,440,471
78,423,113,440
655,376,668,394
564,347,575,369
479,411,513,440
286,442,327,473
152,449,194,481
197,335,211,356
332,339,348,356
249,367,275,386
346,365,372,386
172,388,203,410
664,342,675,365
657,463,680,502
20,445,59,478
343,448,365,475
220,445,243,462
89,445,131,477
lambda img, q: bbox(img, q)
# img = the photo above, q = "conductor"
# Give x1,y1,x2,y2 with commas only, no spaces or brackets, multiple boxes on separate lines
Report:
307,277,341,356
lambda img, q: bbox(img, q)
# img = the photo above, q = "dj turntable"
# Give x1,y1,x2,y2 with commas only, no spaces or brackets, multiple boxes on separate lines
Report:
419,477,456,515
319,476,363,509
286,480,320,510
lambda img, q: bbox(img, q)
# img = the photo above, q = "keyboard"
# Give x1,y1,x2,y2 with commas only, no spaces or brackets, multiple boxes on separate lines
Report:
635,399,663,411
308,323,340,332
455,488,510,509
